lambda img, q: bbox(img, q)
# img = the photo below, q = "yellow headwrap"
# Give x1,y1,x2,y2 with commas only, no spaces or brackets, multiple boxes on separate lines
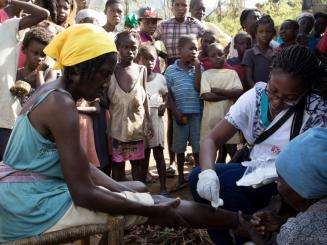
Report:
44,24,117,69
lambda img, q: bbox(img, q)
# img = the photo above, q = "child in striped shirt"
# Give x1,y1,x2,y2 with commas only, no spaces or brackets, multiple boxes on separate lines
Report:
164,35,202,188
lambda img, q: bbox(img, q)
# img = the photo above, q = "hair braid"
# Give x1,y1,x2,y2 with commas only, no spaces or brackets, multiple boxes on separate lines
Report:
272,45,326,96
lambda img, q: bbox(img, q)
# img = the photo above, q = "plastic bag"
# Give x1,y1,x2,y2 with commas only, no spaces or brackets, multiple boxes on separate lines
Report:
236,158,278,188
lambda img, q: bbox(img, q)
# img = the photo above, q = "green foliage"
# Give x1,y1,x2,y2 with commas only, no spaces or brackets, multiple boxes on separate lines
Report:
207,0,302,37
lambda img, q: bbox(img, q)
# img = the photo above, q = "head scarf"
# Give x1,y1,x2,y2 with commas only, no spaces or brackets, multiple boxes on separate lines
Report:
44,24,116,69
75,9,107,26
276,127,327,199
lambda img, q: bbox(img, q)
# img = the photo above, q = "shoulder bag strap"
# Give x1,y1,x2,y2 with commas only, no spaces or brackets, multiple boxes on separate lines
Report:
254,105,297,145
290,96,306,140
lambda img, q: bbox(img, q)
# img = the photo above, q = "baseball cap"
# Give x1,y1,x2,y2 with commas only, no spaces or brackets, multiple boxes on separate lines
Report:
138,7,162,20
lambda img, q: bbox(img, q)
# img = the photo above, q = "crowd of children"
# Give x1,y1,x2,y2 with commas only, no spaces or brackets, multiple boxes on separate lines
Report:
0,0,326,198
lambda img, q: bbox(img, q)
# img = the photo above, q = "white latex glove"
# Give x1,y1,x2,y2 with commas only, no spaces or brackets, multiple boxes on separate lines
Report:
197,169,224,208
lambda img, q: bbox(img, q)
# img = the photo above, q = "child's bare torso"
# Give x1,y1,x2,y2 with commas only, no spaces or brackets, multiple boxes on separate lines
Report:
114,63,143,93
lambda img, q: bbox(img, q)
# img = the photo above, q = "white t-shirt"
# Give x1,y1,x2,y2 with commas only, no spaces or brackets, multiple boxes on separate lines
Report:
145,73,168,148
0,18,22,129
225,82,327,164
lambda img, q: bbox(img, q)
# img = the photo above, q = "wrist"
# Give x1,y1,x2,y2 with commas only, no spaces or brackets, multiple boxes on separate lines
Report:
6,0,12,5
143,203,157,217
199,168,216,176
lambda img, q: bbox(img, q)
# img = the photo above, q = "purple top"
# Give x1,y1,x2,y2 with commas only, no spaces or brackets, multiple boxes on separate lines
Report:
139,31,161,74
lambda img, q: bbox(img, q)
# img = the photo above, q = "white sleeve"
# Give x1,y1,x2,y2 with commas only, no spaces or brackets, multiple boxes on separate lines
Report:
0,18,21,44
225,87,256,139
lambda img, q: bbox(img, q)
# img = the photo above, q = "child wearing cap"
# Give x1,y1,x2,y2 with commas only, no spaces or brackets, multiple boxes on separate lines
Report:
138,6,163,73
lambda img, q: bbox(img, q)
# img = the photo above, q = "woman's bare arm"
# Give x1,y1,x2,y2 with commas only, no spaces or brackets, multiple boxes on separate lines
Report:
211,88,244,100
9,0,50,30
200,119,238,170
39,92,162,216
201,92,227,102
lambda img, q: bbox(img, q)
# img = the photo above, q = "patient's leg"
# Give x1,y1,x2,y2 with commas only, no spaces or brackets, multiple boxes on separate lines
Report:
149,195,239,229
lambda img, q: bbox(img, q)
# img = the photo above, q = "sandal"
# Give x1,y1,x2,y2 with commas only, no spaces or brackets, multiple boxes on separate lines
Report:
166,166,176,177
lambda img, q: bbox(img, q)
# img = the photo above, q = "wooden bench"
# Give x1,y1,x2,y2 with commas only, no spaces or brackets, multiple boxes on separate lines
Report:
4,216,124,245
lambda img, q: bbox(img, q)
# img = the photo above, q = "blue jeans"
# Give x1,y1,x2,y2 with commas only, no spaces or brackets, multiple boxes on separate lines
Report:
189,163,278,245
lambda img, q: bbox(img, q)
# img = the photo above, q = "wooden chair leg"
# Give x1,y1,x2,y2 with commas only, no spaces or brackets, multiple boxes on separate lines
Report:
80,236,90,245
107,216,124,245
98,233,108,245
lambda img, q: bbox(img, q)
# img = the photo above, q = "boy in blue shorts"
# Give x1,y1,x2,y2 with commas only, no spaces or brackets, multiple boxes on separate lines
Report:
164,35,202,187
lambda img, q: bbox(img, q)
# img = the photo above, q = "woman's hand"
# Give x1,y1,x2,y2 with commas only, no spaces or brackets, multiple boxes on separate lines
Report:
237,211,265,245
37,61,49,72
251,210,284,236
174,111,187,125
153,198,189,227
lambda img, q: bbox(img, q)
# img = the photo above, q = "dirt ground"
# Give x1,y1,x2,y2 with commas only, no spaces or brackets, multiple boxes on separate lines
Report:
77,159,213,245
122,161,214,245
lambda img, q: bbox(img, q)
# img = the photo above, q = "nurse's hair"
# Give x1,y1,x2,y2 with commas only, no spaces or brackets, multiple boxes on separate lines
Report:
272,45,326,97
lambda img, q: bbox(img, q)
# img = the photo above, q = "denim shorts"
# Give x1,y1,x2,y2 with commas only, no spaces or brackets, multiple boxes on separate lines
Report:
172,113,201,154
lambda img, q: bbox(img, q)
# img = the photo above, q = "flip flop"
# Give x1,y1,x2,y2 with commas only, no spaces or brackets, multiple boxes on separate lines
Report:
166,166,176,178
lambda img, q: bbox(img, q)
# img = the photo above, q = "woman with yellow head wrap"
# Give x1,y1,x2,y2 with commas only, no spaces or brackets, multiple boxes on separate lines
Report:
0,24,246,243
0,24,121,240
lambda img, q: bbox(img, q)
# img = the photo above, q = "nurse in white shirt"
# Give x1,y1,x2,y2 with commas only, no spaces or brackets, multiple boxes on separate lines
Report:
189,45,327,244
